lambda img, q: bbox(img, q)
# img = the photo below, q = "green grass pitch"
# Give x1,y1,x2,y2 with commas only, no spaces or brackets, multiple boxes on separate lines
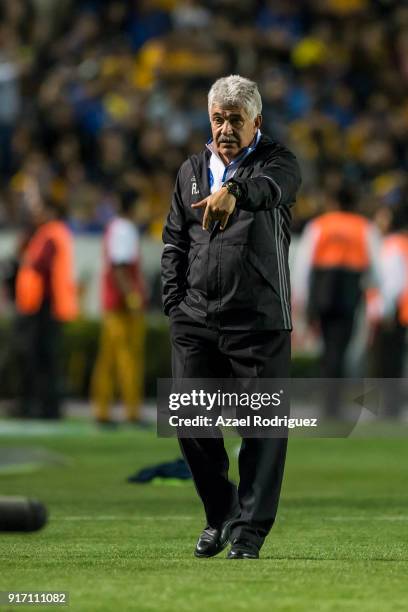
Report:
0,421,407,611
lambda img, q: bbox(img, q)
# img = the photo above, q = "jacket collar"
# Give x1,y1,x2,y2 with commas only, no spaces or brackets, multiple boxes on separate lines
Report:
188,133,276,198
205,129,262,166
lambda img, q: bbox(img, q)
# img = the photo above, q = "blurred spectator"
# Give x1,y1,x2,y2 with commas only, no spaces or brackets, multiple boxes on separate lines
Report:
91,190,147,425
14,178,78,418
293,185,381,414
0,46,21,178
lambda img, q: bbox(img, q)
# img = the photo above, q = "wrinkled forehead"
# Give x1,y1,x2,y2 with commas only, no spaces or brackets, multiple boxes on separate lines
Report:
209,104,250,120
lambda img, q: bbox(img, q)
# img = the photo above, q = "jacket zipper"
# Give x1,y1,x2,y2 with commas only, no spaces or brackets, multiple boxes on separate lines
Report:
189,153,224,318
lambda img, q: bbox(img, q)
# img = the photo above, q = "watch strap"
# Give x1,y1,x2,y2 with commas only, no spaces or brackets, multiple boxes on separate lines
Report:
223,180,242,202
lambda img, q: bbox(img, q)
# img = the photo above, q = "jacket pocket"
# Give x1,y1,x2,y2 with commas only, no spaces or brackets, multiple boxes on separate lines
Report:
247,250,281,300
219,245,280,310
185,243,208,311
186,248,199,279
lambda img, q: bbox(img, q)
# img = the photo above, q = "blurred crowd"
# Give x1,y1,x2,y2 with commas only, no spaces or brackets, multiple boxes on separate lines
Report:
1,0,408,237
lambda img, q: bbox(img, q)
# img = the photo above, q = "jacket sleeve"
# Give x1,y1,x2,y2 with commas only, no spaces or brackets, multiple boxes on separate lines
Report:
232,146,301,212
161,168,190,316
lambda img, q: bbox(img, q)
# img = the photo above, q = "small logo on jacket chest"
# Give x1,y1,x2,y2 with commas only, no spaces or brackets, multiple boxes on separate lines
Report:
191,176,199,195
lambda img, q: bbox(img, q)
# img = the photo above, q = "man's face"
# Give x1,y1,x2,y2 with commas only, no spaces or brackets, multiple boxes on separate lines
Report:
210,105,262,162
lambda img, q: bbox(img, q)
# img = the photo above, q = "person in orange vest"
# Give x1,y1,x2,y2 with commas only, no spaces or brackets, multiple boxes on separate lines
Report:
15,180,78,419
293,186,381,415
369,203,408,416
91,190,147,426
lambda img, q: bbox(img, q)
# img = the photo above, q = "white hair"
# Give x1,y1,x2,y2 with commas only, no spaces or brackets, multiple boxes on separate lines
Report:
208,75,262,120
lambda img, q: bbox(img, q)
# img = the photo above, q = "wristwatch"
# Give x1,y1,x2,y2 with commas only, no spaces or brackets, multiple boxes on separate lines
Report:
223,180,242,202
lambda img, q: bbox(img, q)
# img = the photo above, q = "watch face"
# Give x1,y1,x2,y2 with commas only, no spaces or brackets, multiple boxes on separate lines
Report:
229,183,240,198
224,181,240,200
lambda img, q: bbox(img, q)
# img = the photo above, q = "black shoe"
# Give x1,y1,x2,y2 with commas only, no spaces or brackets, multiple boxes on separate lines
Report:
227,538,260,559
194,520,232,558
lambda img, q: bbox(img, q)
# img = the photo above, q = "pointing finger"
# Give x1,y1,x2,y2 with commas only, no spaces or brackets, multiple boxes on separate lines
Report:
220,212,230,231
202,203,211,230
191,200,207,209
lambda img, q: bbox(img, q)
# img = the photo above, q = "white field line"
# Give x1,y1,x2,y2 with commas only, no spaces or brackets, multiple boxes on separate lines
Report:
58,515,408,522
327,516,408,522
60,515,196,521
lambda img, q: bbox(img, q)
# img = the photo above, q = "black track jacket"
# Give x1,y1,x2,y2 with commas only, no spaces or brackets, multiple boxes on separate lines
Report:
161,134,301,330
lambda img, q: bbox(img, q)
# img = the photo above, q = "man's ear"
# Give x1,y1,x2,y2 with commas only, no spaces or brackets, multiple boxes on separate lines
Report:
255,115,262,130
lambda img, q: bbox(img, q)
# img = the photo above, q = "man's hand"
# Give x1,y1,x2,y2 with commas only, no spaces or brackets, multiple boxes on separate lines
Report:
191,187,236,230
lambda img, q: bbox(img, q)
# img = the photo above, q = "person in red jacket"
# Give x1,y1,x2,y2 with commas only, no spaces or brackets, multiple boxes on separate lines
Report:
91,190,147,425
15,179,78,419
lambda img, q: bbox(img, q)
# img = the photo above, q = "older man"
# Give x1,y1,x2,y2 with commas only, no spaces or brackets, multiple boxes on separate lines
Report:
161,75,301,559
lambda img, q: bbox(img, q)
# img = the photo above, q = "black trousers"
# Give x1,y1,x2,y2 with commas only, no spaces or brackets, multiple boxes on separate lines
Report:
370,321,407,416
318,313,355,417
371,321,406,379
319,313,355,379
16,303,62,419
170,307,290,548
